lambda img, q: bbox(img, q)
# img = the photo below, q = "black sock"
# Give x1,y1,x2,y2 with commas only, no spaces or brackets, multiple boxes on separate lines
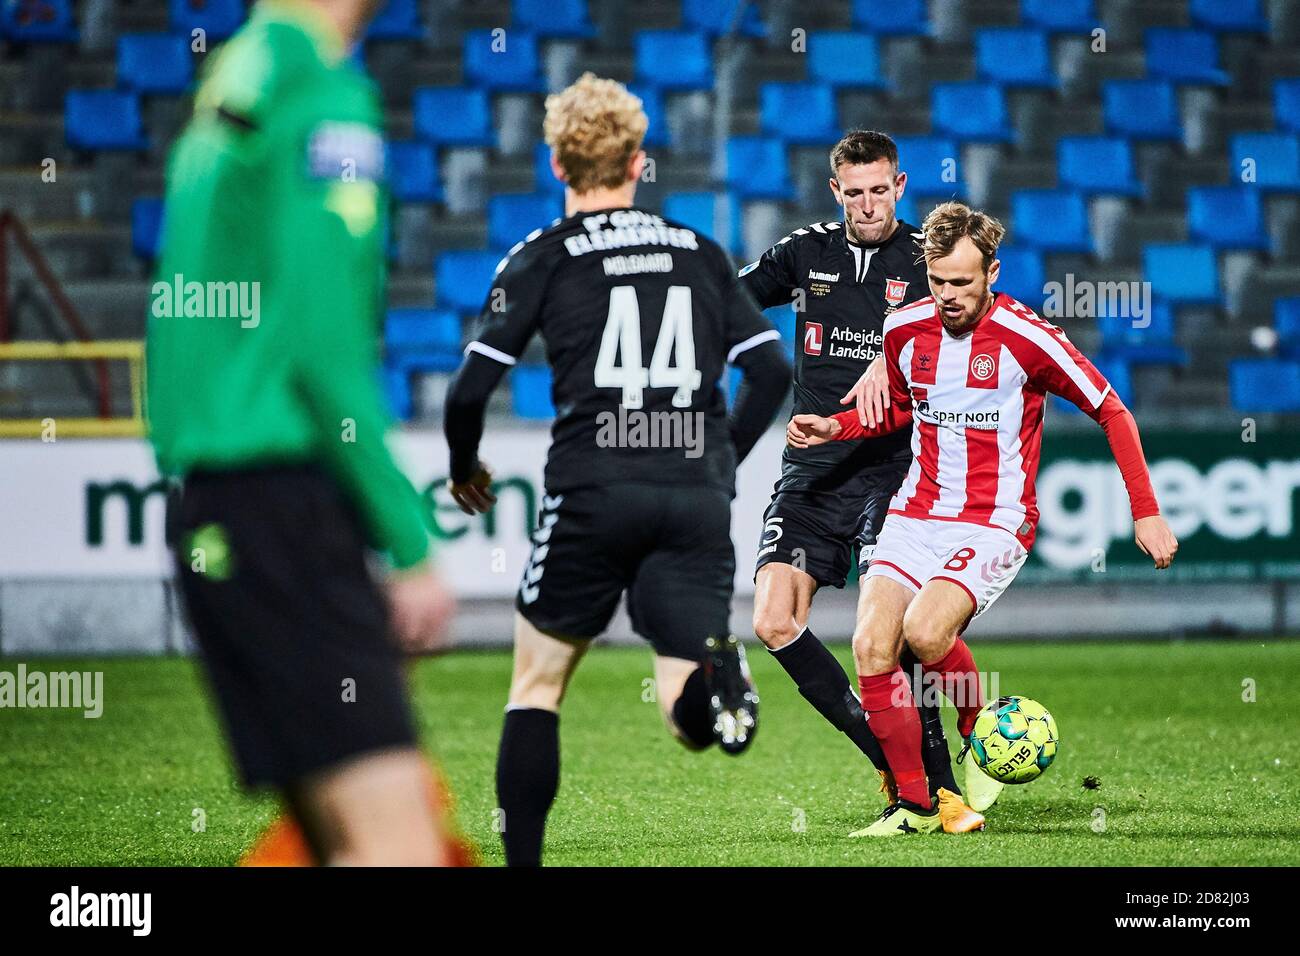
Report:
771,627,889,773
496,707,559,867
901,647,960,796
671,665,716,748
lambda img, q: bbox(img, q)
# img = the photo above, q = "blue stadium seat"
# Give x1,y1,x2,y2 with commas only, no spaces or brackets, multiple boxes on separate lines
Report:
975,28,1055,88
1190,0,1268,32
1187,187,1268,250
387,141,441,202
367,0,423,40
1275,298,1300,359
635,31,712,90
463,30,541,91
808,33,884,89
65,90,147,150
1145,29,1227,85
894,136,962,197
1229,359,1300,412
1230,133,1300,192
512,365,556,419
1052,354,1131,415
851,0,929,36
131,198,164,261
664,192,742,253
725,136,793,200
1143,243,1219,304
1011,189,1091,253
683,0,765,38
1057,136,1141,196
760,82,839,144
1275,79,1300,133
435,250,505,314
386,308,461,355
992,245,1046,309
2,0,77,41
413,88,493,146
629,83,669,148
931,82,1012,142
383,308,464,420
117,34,193,94
169,0,244,41
513,0,594,38
487,193,563,251
1102,80,1181,140
1099,299,1186,366
1021,0,1095,32
663,192,716,238
534,143,564,195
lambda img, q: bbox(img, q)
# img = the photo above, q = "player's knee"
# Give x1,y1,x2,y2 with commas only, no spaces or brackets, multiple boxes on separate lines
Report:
752,608,799,650
509,660,570,710
901,613,950,663
851,627,893,676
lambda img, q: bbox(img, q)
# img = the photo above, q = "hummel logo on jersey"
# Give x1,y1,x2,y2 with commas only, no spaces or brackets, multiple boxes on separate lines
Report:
885,277,909,305
918,353,933,369
809,270,840,282
970,353,996,381
804,322,823,355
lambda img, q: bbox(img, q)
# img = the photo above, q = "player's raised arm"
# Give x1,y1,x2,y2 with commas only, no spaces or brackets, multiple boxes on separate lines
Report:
1011,309,1178,569
443,246,550,515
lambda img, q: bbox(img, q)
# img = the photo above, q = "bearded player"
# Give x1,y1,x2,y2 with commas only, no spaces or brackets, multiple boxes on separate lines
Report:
788,202,1179,836
739,131,998,829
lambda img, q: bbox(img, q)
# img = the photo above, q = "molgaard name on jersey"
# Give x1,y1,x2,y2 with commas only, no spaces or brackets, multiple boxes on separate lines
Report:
602,253,674,276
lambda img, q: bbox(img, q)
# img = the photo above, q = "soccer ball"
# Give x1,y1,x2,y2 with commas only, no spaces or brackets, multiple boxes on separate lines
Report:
968,696,1059,784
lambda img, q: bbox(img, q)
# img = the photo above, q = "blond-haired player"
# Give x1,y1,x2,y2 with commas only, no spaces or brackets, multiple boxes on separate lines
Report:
444,74,792,865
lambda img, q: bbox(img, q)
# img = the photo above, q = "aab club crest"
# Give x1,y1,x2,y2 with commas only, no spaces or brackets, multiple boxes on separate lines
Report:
884,277,909,306
970,352,997,381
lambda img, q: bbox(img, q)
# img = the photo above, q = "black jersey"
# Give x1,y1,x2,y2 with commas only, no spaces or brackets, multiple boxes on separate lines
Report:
739,218,930,490
464,206,779,495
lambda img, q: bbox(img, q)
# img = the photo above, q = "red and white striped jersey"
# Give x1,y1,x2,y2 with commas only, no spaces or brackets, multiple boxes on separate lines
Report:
838,293,1119,549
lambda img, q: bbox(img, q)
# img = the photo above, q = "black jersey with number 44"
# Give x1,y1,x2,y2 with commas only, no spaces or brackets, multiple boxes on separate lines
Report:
465,207,780,495
739,219,931,490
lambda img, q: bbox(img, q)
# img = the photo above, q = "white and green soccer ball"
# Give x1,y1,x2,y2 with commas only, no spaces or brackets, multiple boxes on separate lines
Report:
968,696,1059,784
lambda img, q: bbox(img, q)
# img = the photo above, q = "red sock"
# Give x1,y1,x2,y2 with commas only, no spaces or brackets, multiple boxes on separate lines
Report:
859,669,930,809
922,637,984,738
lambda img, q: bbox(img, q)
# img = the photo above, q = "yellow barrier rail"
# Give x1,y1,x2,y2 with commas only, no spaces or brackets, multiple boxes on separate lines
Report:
0,340,145,438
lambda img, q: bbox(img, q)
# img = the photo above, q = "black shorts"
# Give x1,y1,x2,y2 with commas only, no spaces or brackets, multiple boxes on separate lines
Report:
754,457,911,589
169,465,417,790
515,482,735,660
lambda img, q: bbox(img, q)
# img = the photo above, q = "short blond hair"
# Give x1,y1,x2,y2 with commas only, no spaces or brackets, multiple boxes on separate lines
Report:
921,201,1006,270
543,72,648,194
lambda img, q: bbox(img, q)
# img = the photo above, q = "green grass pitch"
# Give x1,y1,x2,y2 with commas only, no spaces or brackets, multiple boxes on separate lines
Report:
2,639,1298,866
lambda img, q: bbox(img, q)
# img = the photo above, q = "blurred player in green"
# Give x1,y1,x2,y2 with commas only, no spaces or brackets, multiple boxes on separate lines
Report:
147,0,466,865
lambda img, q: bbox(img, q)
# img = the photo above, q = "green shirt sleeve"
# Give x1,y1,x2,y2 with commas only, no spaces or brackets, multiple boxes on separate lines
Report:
272,92,432,569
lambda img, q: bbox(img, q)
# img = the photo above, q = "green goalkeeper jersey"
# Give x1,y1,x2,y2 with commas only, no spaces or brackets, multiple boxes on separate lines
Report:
146,0,432,569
